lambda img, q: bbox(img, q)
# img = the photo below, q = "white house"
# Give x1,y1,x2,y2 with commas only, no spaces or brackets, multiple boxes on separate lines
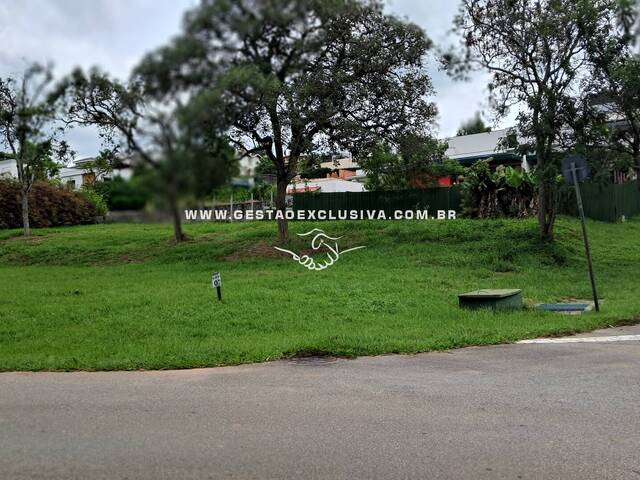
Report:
58,157,134,189
0,157,133,188
238,154,260,177
319,156,360,170
0,159,18,178
287,177,366,194
445,128,528,169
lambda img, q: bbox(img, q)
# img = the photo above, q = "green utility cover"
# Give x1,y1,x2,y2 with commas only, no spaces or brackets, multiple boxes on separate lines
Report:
458,289,523,310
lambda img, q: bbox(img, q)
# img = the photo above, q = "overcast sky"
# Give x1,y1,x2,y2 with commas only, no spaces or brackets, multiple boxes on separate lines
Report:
0,0,506,158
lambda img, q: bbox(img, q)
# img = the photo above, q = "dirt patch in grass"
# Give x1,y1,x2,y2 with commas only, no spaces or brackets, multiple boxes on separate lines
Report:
224,240,280,260
286,348,337,358
3,234,49,244
602,316,640,328
90,253,150,266
159,233,193,246
193,233,217,242
284,348,355,365
224,238,362,263
116,254,147,264
0,253,31,264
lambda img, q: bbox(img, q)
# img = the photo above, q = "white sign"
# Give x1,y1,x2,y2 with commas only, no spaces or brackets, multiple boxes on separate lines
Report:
212,272,221,288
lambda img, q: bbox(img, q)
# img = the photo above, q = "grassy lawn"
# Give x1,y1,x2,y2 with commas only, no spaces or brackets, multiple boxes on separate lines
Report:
0,216,639,371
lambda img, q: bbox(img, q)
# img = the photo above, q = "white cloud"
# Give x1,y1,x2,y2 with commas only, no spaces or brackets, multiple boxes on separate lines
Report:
0,0,513,156
0,0,196,157
387,0,516,137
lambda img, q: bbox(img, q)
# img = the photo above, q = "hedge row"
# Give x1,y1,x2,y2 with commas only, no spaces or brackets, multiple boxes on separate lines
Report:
0,179,99,229
92,176,151,211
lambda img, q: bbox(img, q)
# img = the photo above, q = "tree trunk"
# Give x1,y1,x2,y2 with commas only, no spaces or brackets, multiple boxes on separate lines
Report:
537,179,556,241
534,130,557,241
20,188,31,237
275,174,289,243
634,149,640,191
167,185,184,244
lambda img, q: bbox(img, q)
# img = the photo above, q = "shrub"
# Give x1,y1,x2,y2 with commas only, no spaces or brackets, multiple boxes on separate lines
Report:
460,161,537,218
93,177,150,211
80,186,108,216
251,181,276,204
0,179,98,229
300,167,332,179
212,184,250,202
430,159,466,177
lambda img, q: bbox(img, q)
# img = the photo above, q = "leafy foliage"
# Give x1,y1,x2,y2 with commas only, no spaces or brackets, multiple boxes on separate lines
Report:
144,0,438,240
449,0,614,239
79,186,108,216
430,159,467,177
0,63,72,235
359,143,407,191
359,135,449,191
461,161,537,218
0,179,98,229
255,156,277,176
55,68,235,242
299,167,331,180
251,180,276,205
212,184,251,202
456,112,491,136
581,2,640,188
92,177,152,211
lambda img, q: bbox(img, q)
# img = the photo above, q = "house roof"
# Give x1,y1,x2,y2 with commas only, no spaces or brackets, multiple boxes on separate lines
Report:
288,177,366,193
454,152,523,166
73,157,96,167
320,157,359,170
445,129,517,163
288,186,321,193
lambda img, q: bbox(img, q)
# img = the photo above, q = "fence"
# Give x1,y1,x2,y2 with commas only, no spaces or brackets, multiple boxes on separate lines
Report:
292,186,462,217
292,182,640,223
558,182,640,222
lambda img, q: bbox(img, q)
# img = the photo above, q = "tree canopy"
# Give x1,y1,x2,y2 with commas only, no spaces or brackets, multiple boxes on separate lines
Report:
0,64,71,236
581,0,640,188
55,68,235,242
142,0,438,241
450,0,614,240
359,134,449,191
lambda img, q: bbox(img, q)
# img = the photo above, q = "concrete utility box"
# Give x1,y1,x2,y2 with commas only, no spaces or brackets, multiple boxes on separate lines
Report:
458,289,523,310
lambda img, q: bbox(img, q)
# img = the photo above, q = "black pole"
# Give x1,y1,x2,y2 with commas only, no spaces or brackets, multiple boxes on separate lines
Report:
571,162,600,312
216,286,222,301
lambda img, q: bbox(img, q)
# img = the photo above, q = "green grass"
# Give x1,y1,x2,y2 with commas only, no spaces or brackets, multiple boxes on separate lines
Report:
1,216,639,371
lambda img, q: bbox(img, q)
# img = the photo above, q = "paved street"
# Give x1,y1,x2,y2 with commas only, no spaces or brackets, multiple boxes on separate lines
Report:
1,325,639,480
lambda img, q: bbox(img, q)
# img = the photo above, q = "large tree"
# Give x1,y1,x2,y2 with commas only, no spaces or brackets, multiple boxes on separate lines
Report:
56,68,235,243
451,0,611,240
143,0,438,241
0,64,71,236
359,134,449,191
582,0,640,188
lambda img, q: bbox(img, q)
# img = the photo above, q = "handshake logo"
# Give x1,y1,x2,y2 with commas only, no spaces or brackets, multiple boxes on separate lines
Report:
274,229,365,271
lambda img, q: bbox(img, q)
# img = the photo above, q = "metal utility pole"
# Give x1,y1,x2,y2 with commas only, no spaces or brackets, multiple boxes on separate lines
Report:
570,162,600,312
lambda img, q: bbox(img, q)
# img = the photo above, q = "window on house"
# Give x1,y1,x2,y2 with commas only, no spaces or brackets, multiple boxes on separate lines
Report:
82,173,96,185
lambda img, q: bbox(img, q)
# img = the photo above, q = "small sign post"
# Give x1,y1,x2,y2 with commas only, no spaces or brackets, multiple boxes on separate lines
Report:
562,155,599,312
212,272,222,301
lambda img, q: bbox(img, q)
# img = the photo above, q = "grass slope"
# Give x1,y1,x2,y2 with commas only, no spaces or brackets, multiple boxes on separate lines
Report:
0,217,639,371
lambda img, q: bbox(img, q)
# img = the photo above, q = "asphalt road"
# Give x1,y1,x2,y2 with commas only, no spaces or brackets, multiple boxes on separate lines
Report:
1,325,640,480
